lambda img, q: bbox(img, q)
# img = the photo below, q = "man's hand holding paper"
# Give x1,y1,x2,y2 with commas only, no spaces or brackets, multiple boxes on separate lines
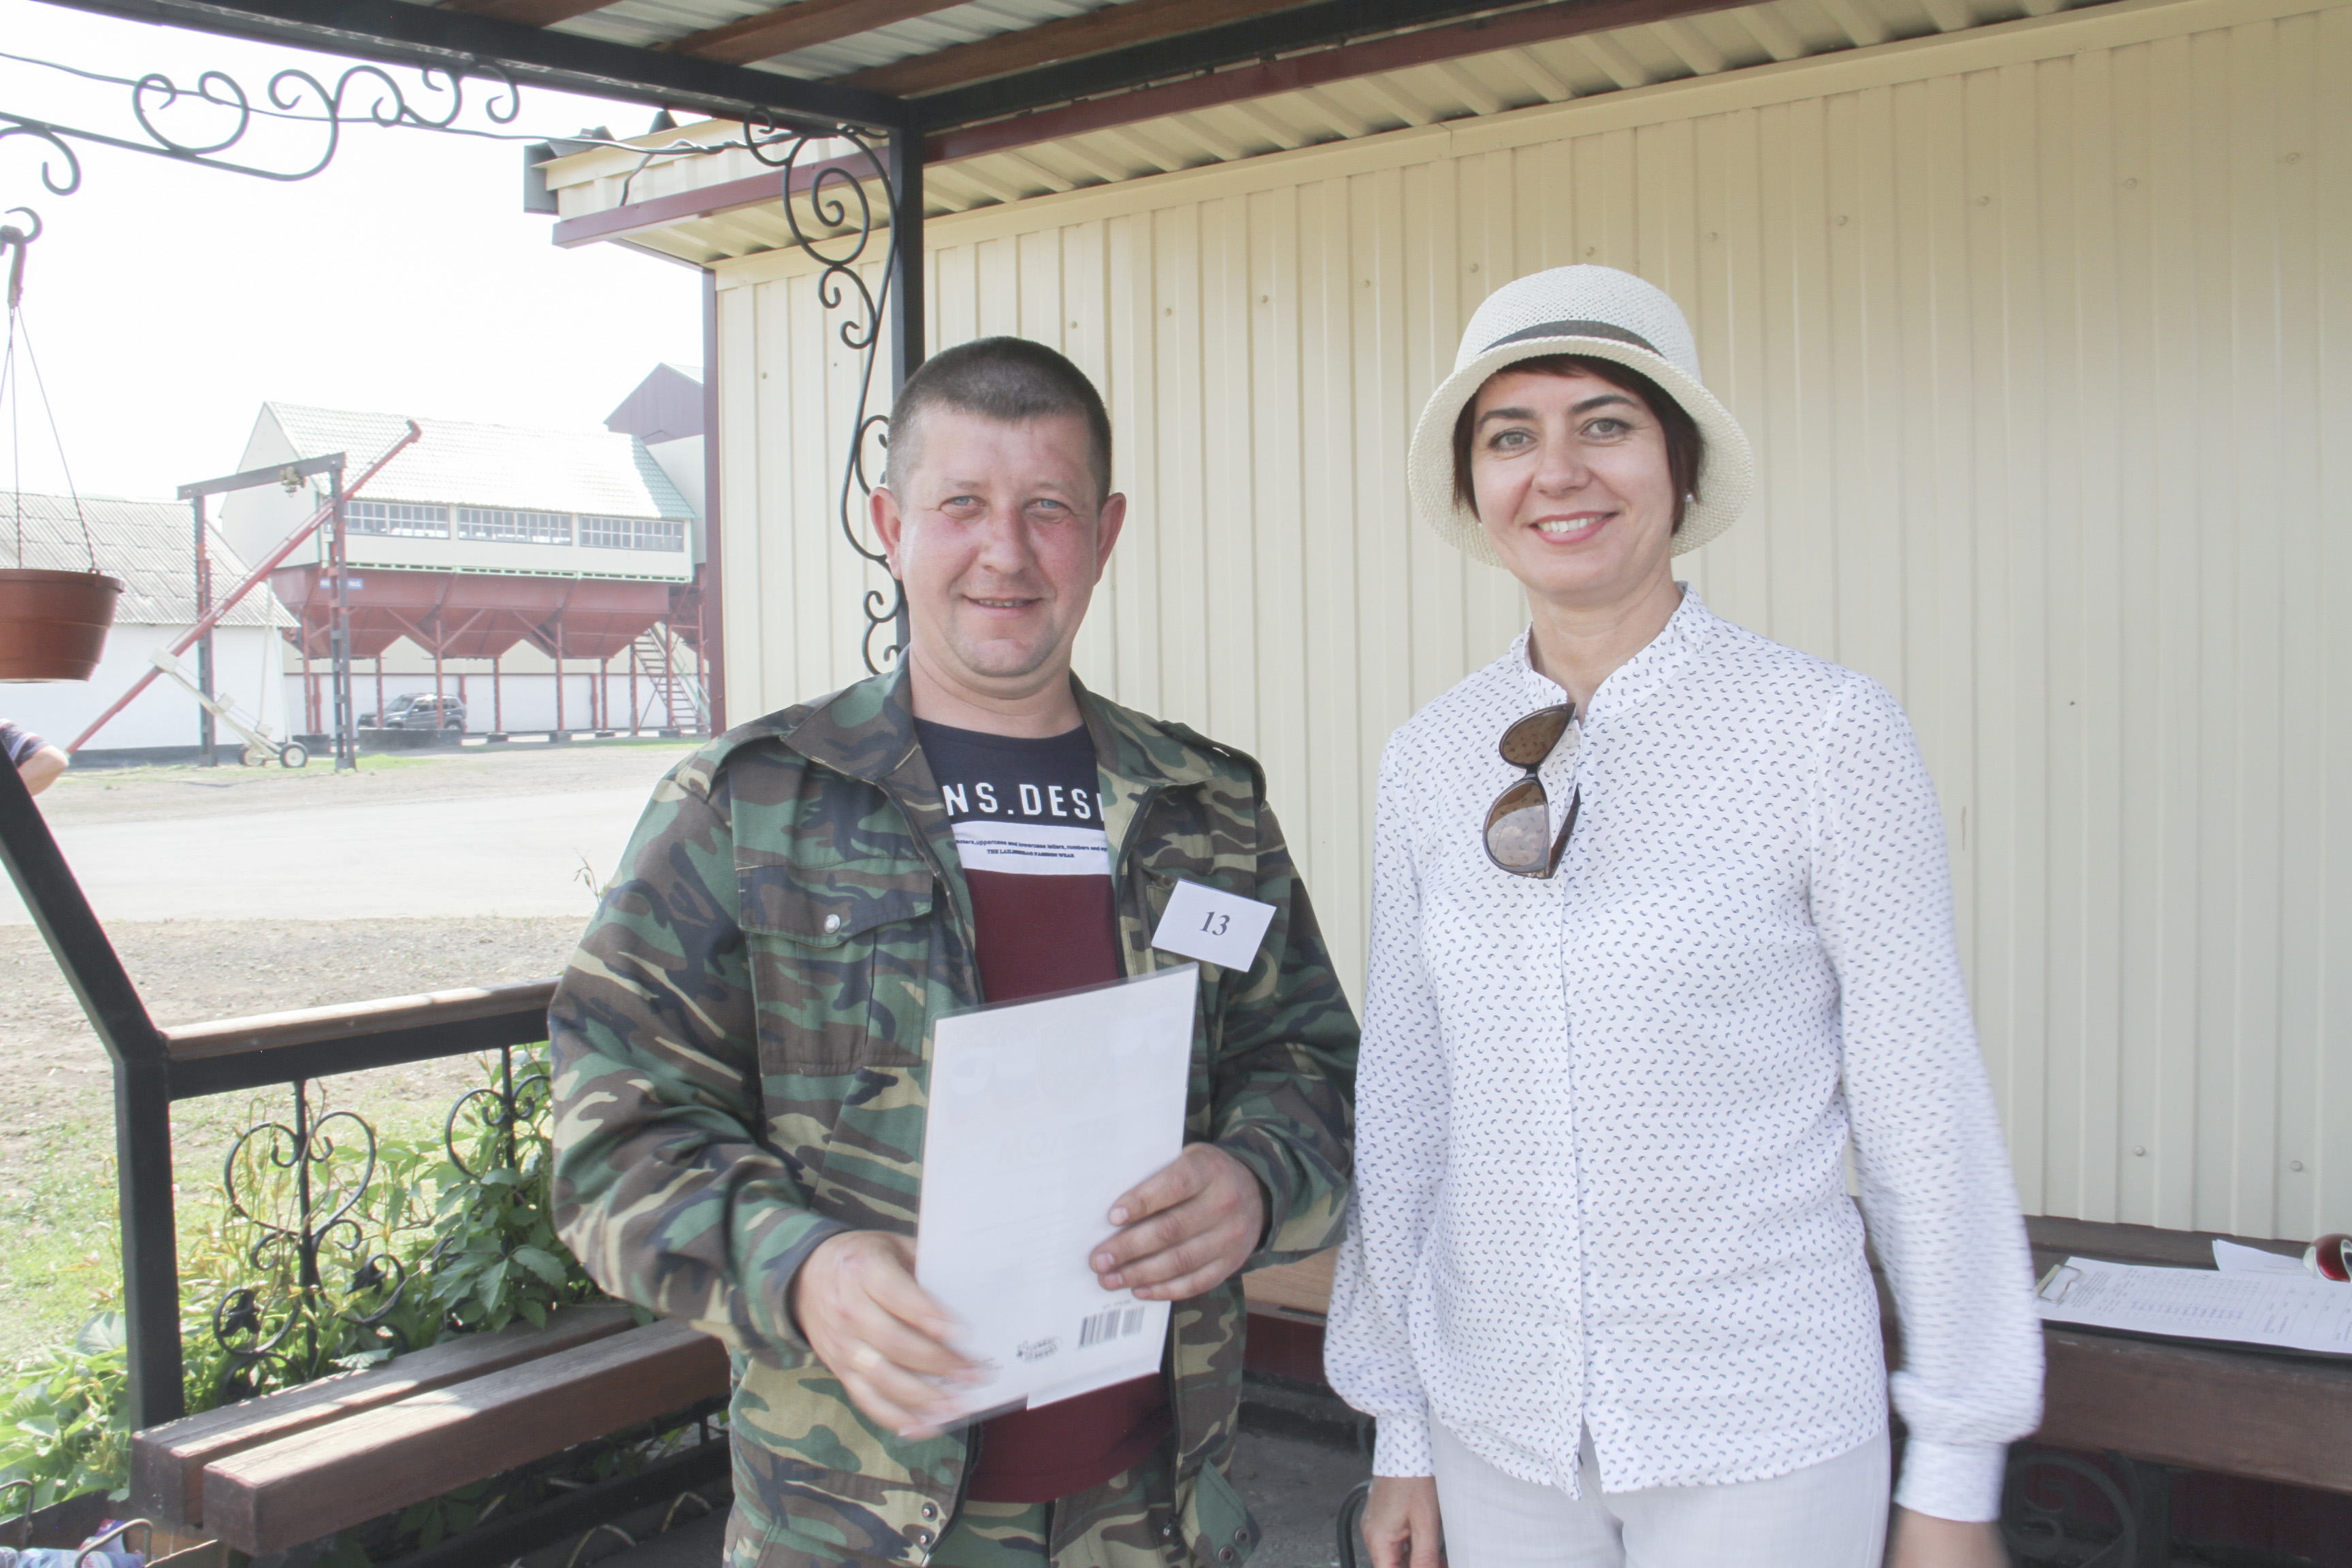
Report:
791,1231,976,1439
796,1134,1270,1437
1092,1143,1267,1302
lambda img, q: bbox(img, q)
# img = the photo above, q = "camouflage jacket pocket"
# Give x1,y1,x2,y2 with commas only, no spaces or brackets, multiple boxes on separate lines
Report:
738,852,936,1072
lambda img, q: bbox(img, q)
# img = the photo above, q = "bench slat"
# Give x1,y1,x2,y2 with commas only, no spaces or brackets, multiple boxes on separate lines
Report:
131,1305,636,1527
2039,1328,2352,1492
201,1318,732,1555
1244,1253,1335,1318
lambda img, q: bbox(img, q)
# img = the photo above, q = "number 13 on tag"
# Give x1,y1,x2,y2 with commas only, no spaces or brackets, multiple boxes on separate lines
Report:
1150,879,1279,972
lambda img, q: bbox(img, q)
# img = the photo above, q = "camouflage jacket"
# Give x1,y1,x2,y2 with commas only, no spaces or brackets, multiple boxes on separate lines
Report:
549,666,1358,1568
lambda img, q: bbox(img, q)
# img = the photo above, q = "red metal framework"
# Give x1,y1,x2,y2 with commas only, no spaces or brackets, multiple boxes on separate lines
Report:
271,566,687,736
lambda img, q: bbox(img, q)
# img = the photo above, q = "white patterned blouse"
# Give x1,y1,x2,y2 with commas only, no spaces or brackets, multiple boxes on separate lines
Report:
1324,587,2043,1524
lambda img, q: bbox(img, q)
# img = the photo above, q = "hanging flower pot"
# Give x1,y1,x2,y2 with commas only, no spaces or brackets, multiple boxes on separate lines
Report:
0,567,120,680
0,221,122,681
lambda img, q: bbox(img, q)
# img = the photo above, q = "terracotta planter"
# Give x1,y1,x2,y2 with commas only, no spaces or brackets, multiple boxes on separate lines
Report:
0,569,122,681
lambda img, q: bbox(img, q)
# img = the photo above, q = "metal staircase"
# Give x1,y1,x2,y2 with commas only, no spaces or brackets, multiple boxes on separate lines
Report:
629,627,707,734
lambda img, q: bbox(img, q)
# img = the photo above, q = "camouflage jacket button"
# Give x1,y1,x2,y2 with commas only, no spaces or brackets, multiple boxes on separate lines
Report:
823,912,843,933
920,1502,939,1520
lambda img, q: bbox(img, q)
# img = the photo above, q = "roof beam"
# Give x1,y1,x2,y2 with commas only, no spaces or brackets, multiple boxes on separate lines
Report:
550,149,892,247
669,0,967,66
924,0,1761,154
847,0,1325,97
32,0,913,131
438,0,614,26
909,0,1571,127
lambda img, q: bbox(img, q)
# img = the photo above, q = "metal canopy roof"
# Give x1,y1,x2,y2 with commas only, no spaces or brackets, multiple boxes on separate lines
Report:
35,0,1917,140
536,0,2101,265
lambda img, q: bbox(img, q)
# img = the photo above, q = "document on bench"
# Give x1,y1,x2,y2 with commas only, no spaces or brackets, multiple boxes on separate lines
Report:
2036,1256,2352,1355
915,964,1198,1426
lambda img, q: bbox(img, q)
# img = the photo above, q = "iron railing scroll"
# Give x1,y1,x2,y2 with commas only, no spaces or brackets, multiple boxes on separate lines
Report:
2001,1446,2172,1568
444,1044,551,1180
736,123,917,674
0,56,517,243
212,1079,416,1403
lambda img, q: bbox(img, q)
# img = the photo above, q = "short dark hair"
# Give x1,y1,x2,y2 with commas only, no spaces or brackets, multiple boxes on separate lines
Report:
884,336,1113,502
1452,355,1703,531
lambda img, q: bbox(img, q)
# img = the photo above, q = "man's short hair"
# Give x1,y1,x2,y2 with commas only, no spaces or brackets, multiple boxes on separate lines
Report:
883,337,1114,503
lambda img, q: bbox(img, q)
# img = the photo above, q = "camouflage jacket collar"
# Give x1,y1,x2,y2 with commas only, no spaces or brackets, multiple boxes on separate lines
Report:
774,662,1227,799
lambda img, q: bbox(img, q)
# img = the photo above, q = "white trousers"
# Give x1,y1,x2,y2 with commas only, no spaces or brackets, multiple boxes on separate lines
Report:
1428,1422,1891,1568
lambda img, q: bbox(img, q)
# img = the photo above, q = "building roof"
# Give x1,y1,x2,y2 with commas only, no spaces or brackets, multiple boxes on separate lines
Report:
605,363,708,444
0,493,291,629
266,404,696,521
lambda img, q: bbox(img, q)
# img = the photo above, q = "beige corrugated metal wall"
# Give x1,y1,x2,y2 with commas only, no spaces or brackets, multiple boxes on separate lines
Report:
715,0,2350,1241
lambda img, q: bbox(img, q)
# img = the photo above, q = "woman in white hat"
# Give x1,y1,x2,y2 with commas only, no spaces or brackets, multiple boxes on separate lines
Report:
1324,266,2042,1568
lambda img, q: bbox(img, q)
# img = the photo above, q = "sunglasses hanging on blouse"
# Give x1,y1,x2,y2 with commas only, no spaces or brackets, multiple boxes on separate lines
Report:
1484,704,1580,879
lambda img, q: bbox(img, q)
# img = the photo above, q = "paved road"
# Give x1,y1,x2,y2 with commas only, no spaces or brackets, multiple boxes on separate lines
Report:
0,780,662,924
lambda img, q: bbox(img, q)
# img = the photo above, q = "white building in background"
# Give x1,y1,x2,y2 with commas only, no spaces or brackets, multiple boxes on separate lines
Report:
216,402,704,736
0,492,291,759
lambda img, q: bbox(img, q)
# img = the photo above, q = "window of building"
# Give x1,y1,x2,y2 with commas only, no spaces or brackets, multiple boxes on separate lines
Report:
455,507,572,545
349,501,450,538
580,515,687,553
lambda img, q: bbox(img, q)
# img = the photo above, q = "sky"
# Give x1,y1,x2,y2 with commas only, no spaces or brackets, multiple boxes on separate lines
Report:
0,0,704,502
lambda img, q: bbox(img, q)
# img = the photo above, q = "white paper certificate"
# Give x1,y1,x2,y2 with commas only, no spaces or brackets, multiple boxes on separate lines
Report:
915,964,1198,1423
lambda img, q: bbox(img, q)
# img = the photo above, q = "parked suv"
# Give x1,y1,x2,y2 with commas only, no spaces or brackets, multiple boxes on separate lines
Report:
359,693,468,731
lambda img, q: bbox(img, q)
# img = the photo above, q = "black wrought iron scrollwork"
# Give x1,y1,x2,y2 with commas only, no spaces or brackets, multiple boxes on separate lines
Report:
210,1079,415,1401
1,55,521,246
0,123,79,214
751,127,906,673
2001,1447,2155,1568
445,1045,551,1177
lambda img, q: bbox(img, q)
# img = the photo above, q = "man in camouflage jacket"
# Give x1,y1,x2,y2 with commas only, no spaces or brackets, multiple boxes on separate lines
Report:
549,339,1357,1568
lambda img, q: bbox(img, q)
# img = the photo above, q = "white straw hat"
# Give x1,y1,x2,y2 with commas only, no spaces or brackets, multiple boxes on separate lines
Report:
1406,265,1753,564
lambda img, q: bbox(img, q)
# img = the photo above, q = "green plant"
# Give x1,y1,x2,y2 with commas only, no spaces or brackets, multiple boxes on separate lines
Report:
423,1053,604,1335
0,1313,130,1508
0,1049,612,1512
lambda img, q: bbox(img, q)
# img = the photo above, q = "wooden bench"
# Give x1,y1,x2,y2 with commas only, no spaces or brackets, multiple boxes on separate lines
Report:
131,1306,731,1556
1242,1218,2352,1499
2025,1218,2352,1496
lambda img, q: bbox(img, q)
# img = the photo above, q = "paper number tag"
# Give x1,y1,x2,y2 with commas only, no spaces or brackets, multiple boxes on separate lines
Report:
1151,880,1278,972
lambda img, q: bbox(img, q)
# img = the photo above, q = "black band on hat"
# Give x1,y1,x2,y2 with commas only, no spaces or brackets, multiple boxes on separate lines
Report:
1485,318,1661,355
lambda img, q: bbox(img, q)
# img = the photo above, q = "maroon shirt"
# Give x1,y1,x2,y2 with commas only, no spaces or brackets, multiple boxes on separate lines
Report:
914,719,1172,1504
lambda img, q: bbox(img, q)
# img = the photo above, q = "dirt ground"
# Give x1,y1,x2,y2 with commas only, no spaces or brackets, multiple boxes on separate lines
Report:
0,914,590,1150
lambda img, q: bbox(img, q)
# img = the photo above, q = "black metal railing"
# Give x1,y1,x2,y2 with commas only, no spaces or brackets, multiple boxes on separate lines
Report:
0,749,559,1430
194,1043,565,1409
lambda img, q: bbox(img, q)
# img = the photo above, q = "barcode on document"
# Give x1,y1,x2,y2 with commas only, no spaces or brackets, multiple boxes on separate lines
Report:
1078,1305,1149,1348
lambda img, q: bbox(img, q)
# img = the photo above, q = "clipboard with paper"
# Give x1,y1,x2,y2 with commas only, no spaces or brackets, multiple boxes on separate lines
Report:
914,963,1198,1425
